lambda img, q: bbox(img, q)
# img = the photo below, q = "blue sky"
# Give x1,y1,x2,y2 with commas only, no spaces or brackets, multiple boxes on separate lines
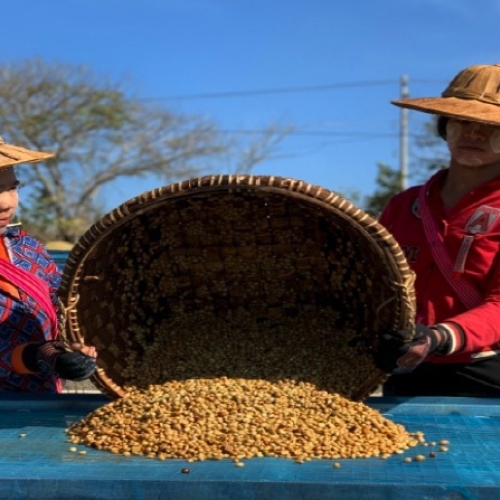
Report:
3,0,500,210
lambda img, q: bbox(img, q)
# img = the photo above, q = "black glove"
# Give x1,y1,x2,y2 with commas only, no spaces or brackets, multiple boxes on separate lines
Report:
373,324,450,374
22,341,97,381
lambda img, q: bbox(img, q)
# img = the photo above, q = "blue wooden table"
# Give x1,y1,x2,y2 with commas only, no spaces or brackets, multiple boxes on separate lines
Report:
0,394,498,499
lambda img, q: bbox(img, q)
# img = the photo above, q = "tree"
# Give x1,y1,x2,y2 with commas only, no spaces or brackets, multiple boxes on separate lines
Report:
365,116,449,216
412,117,449,177
0,58,293,242
363,162,402,216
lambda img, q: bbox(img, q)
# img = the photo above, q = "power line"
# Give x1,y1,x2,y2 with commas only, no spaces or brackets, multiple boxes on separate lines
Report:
410,79,448,85
142,79,448,102
219,129,397,138
218,129,432,140
145,80,396,101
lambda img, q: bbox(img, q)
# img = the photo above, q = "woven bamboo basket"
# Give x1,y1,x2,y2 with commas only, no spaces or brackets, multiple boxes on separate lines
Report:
58,175,416,400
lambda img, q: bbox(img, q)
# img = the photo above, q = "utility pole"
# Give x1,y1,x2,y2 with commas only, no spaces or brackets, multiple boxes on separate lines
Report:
399,75,409,190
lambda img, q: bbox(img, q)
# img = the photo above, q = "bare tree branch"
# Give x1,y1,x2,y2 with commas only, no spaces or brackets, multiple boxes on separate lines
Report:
0,58,293,241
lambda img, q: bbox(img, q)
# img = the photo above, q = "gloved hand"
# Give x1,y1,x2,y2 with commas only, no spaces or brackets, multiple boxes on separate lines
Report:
23,341,97,381
373,324,450,374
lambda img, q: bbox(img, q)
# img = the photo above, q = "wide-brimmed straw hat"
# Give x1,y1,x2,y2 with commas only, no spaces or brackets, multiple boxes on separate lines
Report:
0,136,54,169
392,64,500,127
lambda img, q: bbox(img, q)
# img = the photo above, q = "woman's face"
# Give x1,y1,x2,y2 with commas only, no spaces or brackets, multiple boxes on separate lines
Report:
446,119,500,167
0,168,19,235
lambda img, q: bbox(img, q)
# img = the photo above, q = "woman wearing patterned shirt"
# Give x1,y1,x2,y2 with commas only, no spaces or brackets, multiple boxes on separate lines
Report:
0,138,96,393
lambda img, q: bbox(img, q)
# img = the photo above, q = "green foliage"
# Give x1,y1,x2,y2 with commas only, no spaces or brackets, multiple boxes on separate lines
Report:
364,163,402,216
412,117,449,178
367,116,449,217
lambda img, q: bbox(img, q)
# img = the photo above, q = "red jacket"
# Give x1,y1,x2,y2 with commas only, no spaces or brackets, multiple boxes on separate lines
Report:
379,169,500,364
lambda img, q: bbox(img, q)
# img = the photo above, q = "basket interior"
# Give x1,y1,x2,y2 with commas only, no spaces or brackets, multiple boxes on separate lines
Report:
60,176,415,400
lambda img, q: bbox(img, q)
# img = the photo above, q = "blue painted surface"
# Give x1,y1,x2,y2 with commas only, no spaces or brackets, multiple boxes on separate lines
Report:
48,250,70,272
0,395,499,499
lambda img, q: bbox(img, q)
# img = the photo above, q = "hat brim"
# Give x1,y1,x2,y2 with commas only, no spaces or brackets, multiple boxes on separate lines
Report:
392,97,500,127
0,142,54,169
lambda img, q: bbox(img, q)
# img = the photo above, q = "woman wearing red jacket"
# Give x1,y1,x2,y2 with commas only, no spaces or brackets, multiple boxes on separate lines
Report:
375,63,500,397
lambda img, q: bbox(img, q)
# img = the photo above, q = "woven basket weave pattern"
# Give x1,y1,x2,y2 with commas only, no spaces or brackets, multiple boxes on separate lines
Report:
59,175,415,400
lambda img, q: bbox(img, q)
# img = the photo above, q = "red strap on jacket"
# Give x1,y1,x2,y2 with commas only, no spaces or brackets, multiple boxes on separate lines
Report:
418,181,482,309
0,257,58,338
0,238,19,299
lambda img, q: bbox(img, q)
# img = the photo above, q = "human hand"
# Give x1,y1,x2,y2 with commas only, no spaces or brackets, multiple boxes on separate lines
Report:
36,341,97,381
373,324,449,374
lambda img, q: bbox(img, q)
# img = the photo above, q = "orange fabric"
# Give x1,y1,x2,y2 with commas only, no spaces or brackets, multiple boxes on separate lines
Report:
0,237,20,299
11,344,37,375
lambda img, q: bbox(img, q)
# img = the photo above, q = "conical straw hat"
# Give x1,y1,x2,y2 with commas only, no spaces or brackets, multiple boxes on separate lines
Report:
392,64,500,127
0,136,54,169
